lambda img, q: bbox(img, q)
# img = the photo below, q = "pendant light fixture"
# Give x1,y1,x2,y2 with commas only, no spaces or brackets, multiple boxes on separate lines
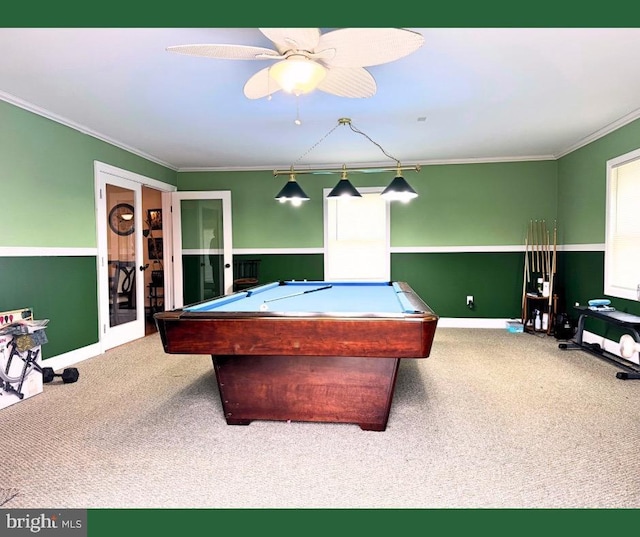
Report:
273,118,420,205
274,170,310,206
327,165,362,199
380,166,419,202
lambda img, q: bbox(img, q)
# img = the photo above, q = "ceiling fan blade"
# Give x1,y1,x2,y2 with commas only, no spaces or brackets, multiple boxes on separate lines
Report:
166,44,282,60
259,28,321,54
317,28,424,67
243,67,282,99
317,67,377,98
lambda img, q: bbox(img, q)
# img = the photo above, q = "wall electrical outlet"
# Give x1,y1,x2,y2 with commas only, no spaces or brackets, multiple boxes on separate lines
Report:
467,295,474,307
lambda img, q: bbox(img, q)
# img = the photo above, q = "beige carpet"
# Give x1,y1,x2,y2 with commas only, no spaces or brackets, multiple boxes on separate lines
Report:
2,328,639,508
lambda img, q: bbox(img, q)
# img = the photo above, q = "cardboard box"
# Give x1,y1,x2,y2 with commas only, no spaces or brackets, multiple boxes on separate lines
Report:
0,308,45,410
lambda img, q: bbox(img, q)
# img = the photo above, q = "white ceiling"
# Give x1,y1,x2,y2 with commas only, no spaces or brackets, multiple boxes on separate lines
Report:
2,27,640,172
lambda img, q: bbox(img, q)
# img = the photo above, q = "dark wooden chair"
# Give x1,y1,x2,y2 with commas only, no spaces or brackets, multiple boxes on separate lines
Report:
110,261,136,312
233,259,260,292
148,270,164,316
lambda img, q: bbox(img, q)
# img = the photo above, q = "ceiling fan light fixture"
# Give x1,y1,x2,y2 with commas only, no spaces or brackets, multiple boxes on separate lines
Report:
275,173,310,207
381,174,419,202
269,56,327,95
168,28,424,100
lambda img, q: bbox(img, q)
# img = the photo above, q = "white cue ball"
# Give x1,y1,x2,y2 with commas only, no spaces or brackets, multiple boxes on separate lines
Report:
260,303,269,311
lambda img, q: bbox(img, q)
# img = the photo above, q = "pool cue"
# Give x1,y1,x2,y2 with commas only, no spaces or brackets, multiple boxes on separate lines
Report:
537,219,543,278
263,285,333,304
525,223,529,276
531,220,536,274
546,221,551,279
542,219,548,279
546,227,551,280
540,220,549,280
533,220,542,276
535,220,540,278
548,222,557,310
542,220,548,279
530,220,536,274
521,234,529,320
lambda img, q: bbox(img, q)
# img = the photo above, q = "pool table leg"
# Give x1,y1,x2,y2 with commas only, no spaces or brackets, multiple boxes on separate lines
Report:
358,422,387,432
211,354,399,431
227,417,386,431
225,418,252,426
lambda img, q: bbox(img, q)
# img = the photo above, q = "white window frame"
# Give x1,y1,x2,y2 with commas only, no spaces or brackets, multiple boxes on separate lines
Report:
604,148,640,301
323,187,390,281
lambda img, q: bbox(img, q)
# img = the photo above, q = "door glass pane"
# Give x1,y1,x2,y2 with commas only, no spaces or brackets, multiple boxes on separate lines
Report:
180,199,224,305
106,185,139,327
143,187,164,320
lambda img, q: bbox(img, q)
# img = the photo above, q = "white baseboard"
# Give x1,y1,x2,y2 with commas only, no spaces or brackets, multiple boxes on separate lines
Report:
437,317,513,329
42,343,101,371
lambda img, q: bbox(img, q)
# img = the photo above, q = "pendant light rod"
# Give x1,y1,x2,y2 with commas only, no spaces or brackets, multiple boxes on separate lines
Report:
273,164,421,177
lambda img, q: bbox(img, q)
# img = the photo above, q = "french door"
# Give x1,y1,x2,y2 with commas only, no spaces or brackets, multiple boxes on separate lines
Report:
171,191,233,308
95,162,176,351
96,168,145,350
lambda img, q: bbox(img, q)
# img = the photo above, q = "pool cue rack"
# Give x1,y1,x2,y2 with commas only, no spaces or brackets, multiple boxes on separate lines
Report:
521,220,558,335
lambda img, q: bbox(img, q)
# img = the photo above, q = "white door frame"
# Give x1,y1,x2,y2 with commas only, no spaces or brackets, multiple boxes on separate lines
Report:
171,191,233,308
94,161,176,352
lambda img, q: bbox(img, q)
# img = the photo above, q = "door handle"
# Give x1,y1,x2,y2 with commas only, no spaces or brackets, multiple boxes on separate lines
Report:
140,264,149,271
225,263,231,268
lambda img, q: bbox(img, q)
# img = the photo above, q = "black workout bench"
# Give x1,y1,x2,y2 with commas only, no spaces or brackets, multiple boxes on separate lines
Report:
559,306,640,380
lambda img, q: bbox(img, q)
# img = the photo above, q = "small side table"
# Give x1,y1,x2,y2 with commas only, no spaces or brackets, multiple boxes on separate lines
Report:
523,293,557,335
147,283,164,318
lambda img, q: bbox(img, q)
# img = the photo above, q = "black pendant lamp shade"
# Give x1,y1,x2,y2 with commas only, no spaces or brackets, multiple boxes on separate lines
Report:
327,166,362,198
275,174,310,205
381,174,418,201
327,178,362,198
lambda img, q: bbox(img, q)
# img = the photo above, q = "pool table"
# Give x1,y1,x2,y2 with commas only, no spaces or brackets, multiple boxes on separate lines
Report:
155,280,438,431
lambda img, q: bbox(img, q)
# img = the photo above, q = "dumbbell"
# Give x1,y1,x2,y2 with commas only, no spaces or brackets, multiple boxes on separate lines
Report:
41,367,79,384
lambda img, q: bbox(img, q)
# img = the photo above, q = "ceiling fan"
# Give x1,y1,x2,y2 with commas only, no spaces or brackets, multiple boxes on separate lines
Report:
166,28,425,99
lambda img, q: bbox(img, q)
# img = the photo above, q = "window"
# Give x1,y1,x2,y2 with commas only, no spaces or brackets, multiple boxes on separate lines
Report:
324,188,390,281
605,148,640,301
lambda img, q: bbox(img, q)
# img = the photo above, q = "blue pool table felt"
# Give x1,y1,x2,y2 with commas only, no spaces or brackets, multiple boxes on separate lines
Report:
185,281,419,314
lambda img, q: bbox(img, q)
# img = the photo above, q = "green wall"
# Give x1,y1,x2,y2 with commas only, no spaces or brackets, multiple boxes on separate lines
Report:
389,161,557,247
392,252,523,318
0,101,177,247
178,161,557,248
0,257,98,357
557,118,640,245
178,170,327,248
